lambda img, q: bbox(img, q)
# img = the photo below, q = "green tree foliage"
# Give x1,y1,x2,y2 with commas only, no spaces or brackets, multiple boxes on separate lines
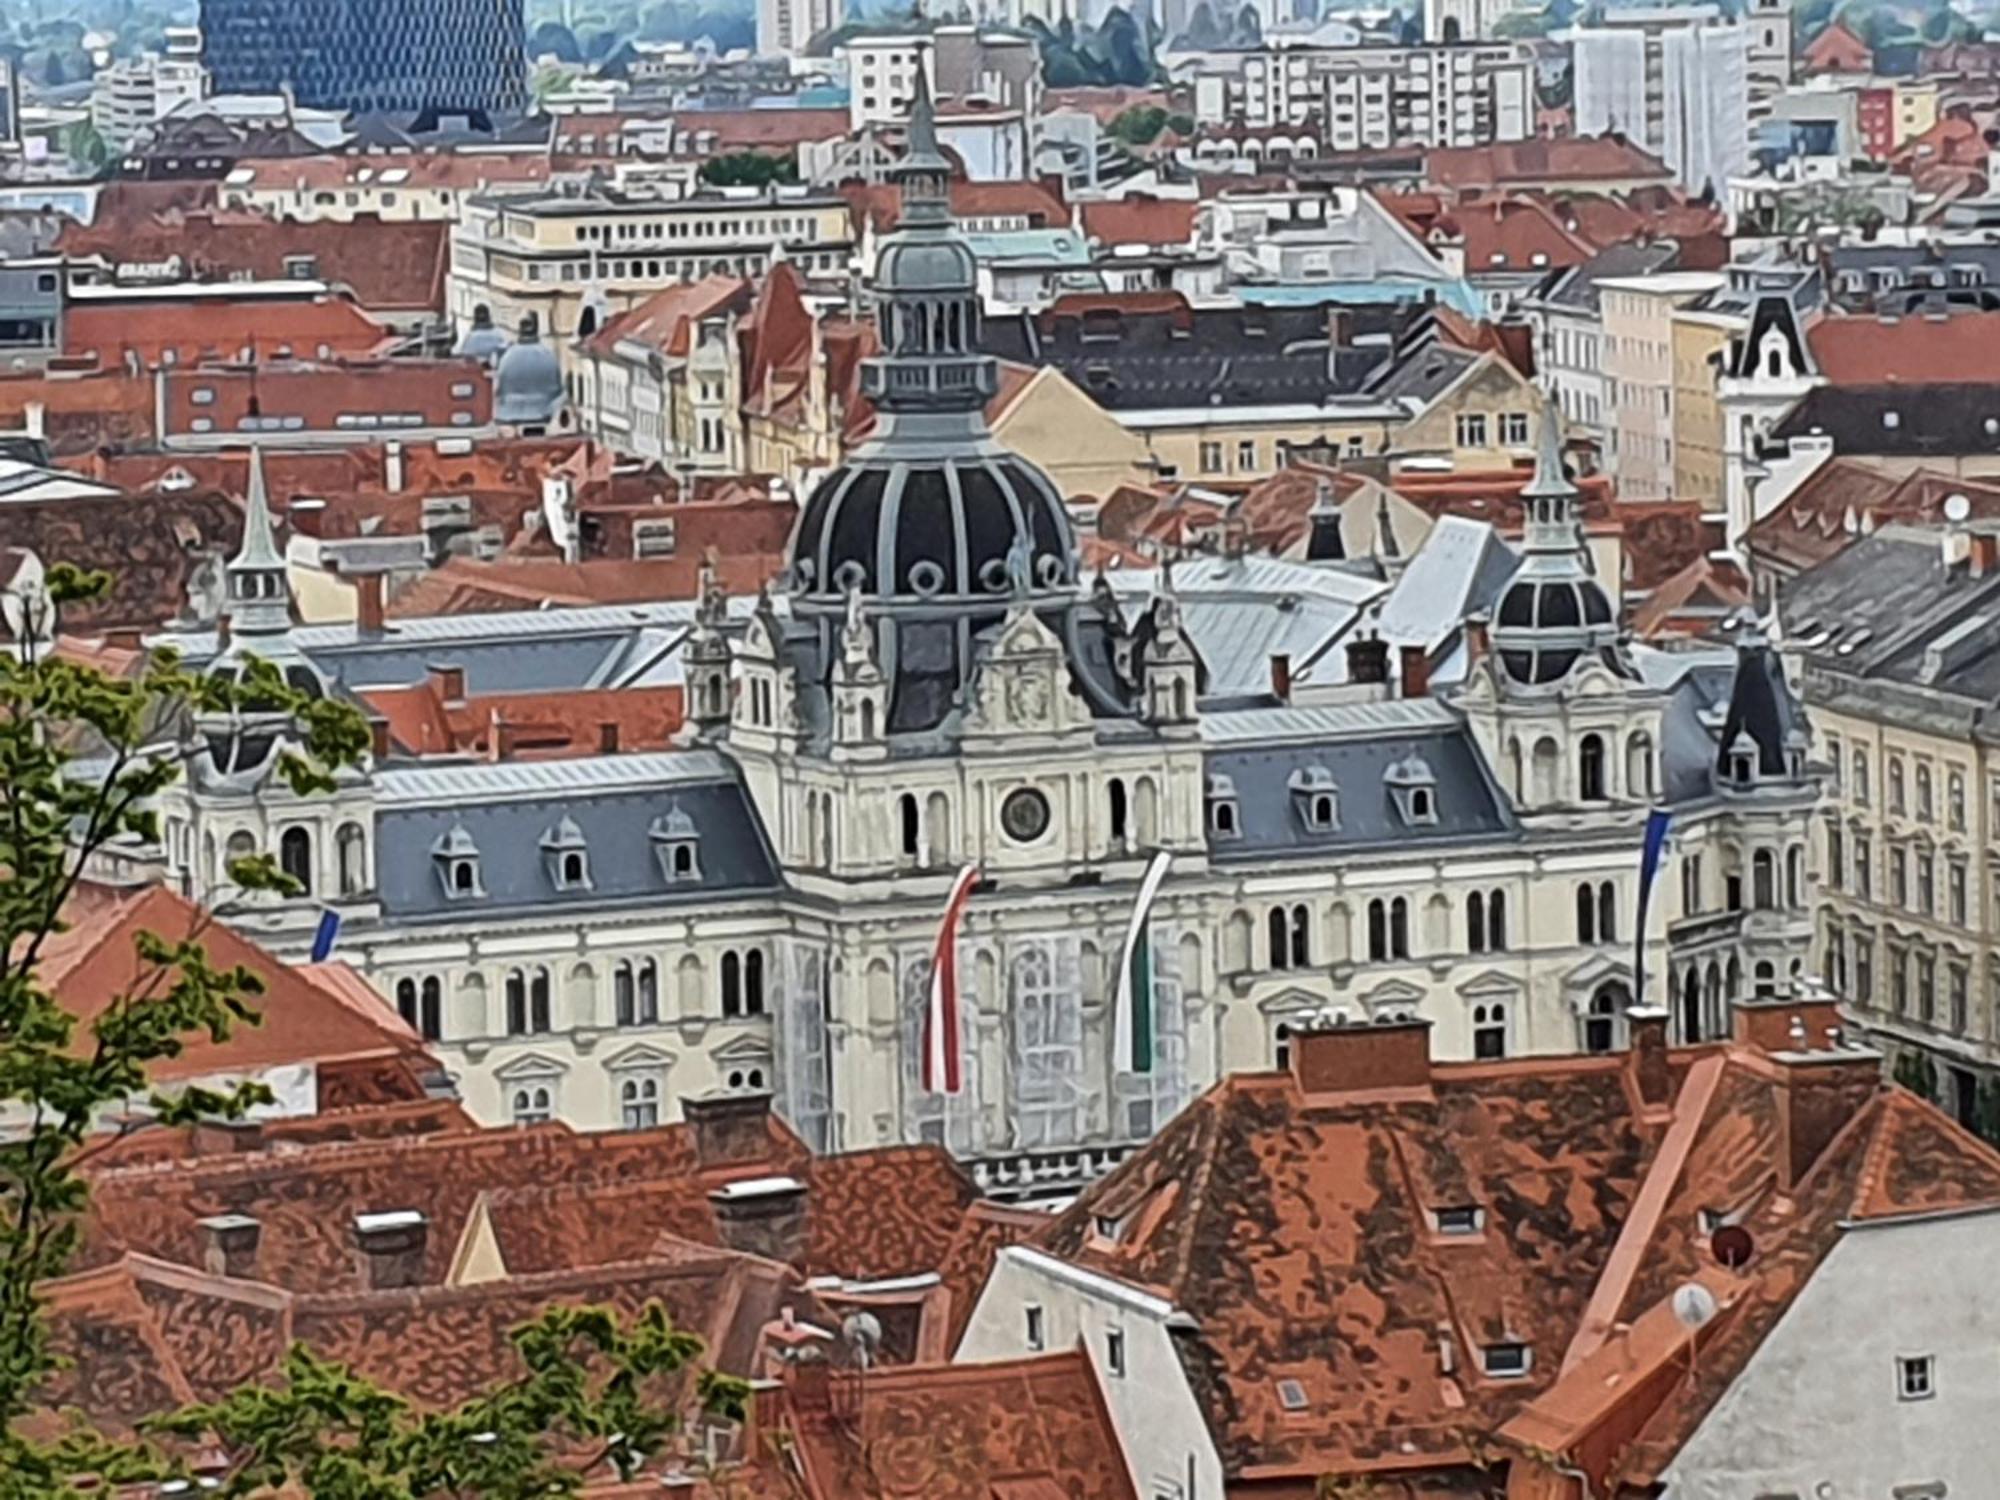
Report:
1107,104,1167,145
1892,1048,1939,1103
698,150,800,187
0,565,742,1497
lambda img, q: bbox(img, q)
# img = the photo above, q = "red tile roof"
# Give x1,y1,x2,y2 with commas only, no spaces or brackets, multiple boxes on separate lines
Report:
159,357,492,438
1037,1008,2000,1492
384,550,787,620
359,676,687,759
1079,195,1200,248
224,151,555,193
1381,189,1598,274
0,486,245,630
655,107,853,150
1808,308,2000,383
40,885,434,1091
1744,462,2000,575
55,210,449,316
1802,18,1874,73
0,366,157,455
583,274,751,359
846,178,1069,235
1627,551,1750,639
1426,136,1675,192
64,291,395,369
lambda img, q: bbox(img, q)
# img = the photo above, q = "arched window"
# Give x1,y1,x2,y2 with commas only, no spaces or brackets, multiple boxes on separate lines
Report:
529,968,551,1032
1579,734,1607,801
1752,849,1776,909
1466,891,1487,953
396,977,418,1030
453,860,476,895
1531,737,1560,805
899,794,920,859
722,951,742,1016
744,949,766,1015
1576,883,1597,945
637,959,659,1023
614,961,635,1026
1681,966,1703,1043
1274,1022,1293,1070
1597,882,1617,944
1368,899,1388,962
511,1086,553,1126
1473,1003,1506,1059
1625,735,1653,799
1486,890,1507,952
1109,777,1129,843
1786,846,1804,908
1289,905,1311,968
279,826,313,893
1754,960,1776,1000
1269,906,1292,970
620,1076,660,1130
419,977,441,1041
336,822,366,896
1390,897,1410,958
1584,985,1623,1054
505,969,528,1035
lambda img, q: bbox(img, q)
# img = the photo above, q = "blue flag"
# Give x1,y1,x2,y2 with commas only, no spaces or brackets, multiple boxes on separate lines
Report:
1632,809,1673,1007
309,908,342,963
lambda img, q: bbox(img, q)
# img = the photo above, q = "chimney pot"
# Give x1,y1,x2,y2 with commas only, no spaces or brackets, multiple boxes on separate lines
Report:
369,717,391,760
1345,633,1390,685
1290,1016,1432,1098
708,1174,809,1264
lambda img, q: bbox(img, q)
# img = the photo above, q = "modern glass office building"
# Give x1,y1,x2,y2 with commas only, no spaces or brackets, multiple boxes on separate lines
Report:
200,0,527,119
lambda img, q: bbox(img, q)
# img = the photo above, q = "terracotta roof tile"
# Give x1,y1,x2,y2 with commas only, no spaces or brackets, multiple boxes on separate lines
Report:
360,679,686,759
1079,196,1199,247
1426,136,1675,191
1808,308,2000,383
583,274,750,359
63,292,395,368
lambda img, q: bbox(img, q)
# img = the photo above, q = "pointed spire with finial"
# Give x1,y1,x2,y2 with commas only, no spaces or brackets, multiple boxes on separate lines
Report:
222,444,295,641
1517,396,1586,560
892,51,953,221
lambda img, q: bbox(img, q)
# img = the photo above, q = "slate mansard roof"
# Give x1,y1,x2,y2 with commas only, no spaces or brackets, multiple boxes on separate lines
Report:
1201,698,1518,858
373,751,781,921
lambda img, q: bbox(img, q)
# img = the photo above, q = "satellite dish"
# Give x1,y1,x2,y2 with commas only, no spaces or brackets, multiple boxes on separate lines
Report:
1671,1282,1718,1330
1710,1224,1755,1269
842,1311,882,1369
1945,492,1972,523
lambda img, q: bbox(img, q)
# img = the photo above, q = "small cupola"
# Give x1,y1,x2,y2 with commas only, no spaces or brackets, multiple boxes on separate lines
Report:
1384,754,1439,825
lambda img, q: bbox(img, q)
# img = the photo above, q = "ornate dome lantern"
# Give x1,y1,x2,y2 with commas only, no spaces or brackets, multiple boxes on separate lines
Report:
1492,402,1619,688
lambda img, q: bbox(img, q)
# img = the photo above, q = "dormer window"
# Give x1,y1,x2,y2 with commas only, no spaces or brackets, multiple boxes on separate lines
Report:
430,825,483,899
649,804,701,882
1207,773,1241,839
1727,730,1759,787
1435,1205,1484,1236
540,816,590,891
1384,755,1439,826
1092,1212,1124,1243
1482,1342,1532,1378
1288,766,1339,832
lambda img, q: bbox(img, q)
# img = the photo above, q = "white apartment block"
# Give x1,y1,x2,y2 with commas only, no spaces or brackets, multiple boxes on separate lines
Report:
756,0,841,60
1185,40,1534,150
841,37,938,131
91,49,207,151
1571,6,1750,195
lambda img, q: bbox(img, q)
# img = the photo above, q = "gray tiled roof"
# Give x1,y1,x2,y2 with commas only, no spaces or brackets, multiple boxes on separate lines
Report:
374,751,780,919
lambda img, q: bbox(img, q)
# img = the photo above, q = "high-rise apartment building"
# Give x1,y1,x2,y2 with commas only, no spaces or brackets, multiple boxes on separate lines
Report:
0,56,19,150
757,0,842,58
199,0,526,119
91,30,208,152
1571,5,1750,195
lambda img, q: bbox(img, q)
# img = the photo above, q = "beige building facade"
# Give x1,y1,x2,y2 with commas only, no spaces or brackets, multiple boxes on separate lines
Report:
1601,271,1725,499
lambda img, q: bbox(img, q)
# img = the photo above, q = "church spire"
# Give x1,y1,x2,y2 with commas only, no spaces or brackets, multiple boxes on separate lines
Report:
1518,397,1586,561
223,446,294,639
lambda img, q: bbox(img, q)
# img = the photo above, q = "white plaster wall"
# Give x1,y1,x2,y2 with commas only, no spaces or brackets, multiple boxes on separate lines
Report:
958,1247,1225,1500
1661,1211,2000,1500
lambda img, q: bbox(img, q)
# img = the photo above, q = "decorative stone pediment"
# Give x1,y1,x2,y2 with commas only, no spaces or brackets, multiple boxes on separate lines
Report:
1562,952,1635,993
1455,968,1524,1003
603,1042,677,1073
494,1051,570,1082
963,605,1092,740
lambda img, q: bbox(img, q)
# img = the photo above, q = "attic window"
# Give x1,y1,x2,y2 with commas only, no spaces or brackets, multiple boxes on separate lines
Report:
1092,1212,1124,1243
649,805,701,883
1207,773,1241,840
1435,1205,1484,1236
633,518,678,559
540,817,591,891
1482,1342,1532,1379
1385,755,1439,826
1897,1354,1935,1401
1024,1304,1045,1351
1104,1327,1127,1379
1288,766,1339,832
1276,1378,1309,1412
430,826,483,899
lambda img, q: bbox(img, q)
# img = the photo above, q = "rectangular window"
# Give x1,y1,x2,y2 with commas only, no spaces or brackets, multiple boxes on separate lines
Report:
1025,1305,1045,1351
1105,1327,1126,1378
1897,1354,1935,1401
1455,413,1488,448
1500,411,1529,446
1200,440,1223,473
1482,1343,1531,1378
190,387,215,406
1435,1205,1483,1235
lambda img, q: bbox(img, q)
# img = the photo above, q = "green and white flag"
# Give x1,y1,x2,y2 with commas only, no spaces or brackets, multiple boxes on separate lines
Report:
1113,849,1174,1075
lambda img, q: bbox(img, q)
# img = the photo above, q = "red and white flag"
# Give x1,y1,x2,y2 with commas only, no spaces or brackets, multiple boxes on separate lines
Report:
923,864,981,1095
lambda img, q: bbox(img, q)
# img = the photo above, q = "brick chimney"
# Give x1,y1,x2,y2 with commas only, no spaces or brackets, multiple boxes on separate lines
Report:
197,1213,261,1279
1624,1005,1673,1111
684,1090,776,1170
353,571,385,636
369,717,392,760
488,710,517,763
429,662,466,706
708,1175,810,1263
1346,633,1390,685
352,1210,428,1290
1399,643,1431,699
1291,1016,1432,1099
1971,530,1999,579
1733,994,1882,1189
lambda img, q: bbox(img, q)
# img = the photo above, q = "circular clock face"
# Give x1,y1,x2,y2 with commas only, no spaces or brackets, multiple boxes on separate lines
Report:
1000,787,1051,843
